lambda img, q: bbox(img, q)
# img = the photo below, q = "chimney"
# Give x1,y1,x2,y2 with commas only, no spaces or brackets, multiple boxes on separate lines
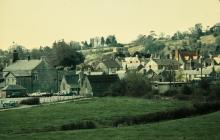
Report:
12,50,19,63
27,55,31,61
41,56,46,61
175,49,179,61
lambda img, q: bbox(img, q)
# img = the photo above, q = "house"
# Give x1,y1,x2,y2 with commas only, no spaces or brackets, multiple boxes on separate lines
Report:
122,56,141,70
60,74,79,95
151,81,188,94
80,74,120,96
171,49,200,70
1,84,26,98
145,58,180,71
96,59,122,74
181,67,216,82
3,56,57,93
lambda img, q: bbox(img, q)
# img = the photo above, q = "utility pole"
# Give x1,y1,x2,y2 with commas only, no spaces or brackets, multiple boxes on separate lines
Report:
200,55,203,81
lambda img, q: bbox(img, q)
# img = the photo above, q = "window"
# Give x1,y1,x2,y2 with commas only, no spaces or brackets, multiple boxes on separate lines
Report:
34,72,38,80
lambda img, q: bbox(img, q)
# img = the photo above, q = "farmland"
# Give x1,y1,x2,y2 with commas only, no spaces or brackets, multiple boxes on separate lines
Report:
0,97,190,135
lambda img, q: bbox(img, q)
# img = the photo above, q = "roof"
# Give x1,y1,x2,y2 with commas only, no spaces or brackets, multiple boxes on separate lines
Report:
2,84,26,91
102,60,121,68
4,60,41,72
214,22,220,27
153,59,180,66
5,71,32,77
179,51,199,61
64,74,79,87
87,74,120,95
0,81,5,88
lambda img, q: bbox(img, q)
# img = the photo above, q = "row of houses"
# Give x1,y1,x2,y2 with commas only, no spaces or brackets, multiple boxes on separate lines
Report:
1,49,220,98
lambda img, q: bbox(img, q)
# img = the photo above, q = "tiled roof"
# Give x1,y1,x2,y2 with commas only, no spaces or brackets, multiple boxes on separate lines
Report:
102,60,121,68
153,59,180,66
4,60,41,71
2,84,26,91
87,74,120,95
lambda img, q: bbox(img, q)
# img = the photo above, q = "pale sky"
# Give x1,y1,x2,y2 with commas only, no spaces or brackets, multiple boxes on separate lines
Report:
0,0,220,50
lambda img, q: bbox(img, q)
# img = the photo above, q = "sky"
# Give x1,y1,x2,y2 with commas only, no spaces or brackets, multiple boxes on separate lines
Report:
0,0,220,50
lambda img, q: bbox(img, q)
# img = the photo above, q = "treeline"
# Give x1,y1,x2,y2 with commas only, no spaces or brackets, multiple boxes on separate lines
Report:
133,23,220,57
0,40,85,69
105,72,220,102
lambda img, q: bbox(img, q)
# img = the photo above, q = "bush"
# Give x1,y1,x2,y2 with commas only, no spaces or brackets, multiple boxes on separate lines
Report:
113,101,220,127
61,121,96,130
174,94,190,100
20,97,40,105
180,85,193,95
107,72,152,97
164,89,179,97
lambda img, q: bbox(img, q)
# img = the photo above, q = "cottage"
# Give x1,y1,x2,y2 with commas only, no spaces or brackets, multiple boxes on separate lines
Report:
80,74,120,96
145,58,180,71
171,49,200,70
122,56,141,70
96,60,122,74
60,74,79,95
3,56,57,93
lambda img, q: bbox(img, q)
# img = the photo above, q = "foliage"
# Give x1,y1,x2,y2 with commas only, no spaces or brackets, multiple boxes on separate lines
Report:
20,97,40,105
50,40,85,67
61,121,96,130
107,72,152,97
133,34,165,54
105,35,117,46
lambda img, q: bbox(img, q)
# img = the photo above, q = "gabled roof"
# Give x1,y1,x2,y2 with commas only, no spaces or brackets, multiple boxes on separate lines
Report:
87,74,120,95
2,84,26,91
101,60,121,68
4,60,41,71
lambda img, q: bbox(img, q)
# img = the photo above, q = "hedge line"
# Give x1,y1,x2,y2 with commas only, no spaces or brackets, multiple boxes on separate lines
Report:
113,101,220,127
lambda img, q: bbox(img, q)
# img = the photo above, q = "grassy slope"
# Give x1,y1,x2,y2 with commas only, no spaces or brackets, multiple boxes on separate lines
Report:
0,97,189,134
1,110,220,140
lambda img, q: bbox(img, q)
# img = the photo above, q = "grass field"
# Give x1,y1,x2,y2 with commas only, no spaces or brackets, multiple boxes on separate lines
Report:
1,110,219,140
0,97,189,135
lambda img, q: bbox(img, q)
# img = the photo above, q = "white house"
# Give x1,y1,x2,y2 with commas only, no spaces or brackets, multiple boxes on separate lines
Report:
122,56,141,70
145,58,180,71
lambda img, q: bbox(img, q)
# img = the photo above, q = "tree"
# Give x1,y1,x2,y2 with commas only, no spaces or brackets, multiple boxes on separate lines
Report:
51,40,84,67
107,72,152,97
70,41,81,50
105,35,117,46
101,37,105,46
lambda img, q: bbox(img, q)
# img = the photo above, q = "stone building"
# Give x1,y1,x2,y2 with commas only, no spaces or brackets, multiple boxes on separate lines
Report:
3,56,57,93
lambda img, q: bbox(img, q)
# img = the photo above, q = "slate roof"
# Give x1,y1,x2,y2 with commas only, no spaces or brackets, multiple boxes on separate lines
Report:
153,59,180,66
2,84,26,91
87,74,120,95
102,60,121,68
3,60,42,77
4,60,41,71
64,74,79,87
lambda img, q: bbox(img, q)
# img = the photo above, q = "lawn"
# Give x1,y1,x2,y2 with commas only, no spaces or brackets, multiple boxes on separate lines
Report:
1,110,220,140
0,97,189,134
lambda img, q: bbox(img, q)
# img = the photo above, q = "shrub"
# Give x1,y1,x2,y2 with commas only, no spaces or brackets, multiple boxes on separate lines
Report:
61,121,96,130
113,101,220,127
180,85,193,95
163,89,179,97
20,97,40,105
174,94,190,100
107,72,152,97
